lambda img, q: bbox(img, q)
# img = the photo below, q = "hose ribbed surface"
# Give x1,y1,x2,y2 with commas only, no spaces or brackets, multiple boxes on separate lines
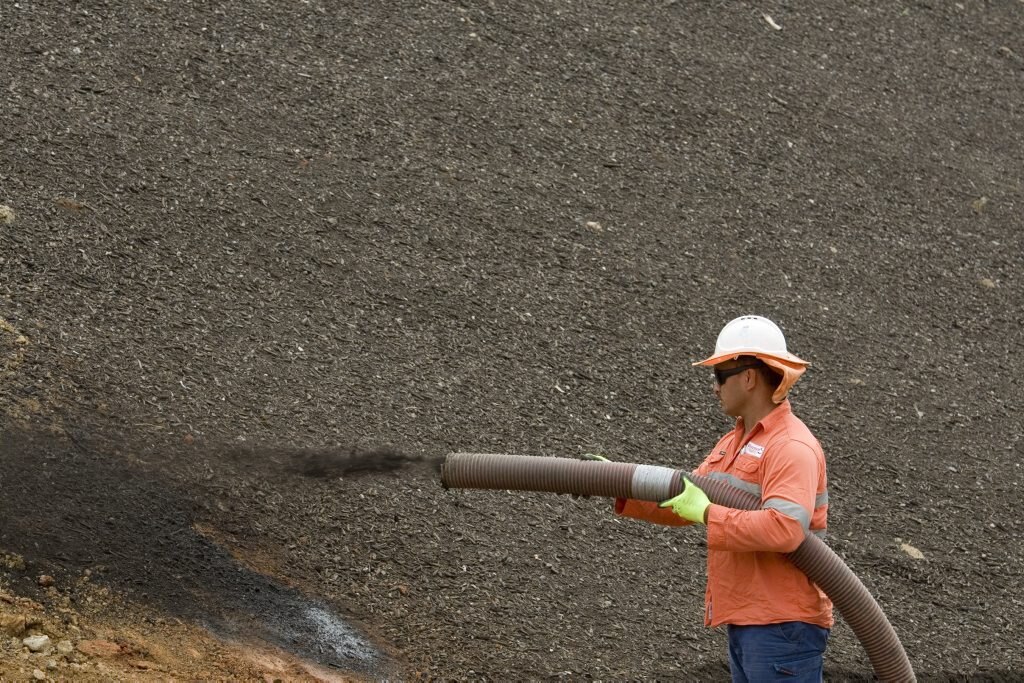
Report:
442,453,915,683
441,452,642,498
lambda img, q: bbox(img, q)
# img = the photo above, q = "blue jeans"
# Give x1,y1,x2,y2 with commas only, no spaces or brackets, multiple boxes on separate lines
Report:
727,622,829,682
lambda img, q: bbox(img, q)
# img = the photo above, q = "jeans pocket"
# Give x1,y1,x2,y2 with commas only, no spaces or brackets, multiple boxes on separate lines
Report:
778,620,803,643
778,620,828,648
773,653,823,680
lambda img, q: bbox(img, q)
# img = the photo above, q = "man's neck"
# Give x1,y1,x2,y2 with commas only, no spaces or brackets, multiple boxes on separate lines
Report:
739,399,778,437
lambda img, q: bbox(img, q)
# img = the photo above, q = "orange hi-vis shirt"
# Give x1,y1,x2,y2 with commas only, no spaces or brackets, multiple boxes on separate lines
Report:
616,400,833,629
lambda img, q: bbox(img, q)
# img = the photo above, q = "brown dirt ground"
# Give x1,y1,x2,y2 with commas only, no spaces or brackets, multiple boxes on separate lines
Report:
2,1,1023,681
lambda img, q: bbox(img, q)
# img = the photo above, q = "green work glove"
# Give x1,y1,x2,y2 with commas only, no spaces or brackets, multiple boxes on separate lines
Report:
658,477,711,524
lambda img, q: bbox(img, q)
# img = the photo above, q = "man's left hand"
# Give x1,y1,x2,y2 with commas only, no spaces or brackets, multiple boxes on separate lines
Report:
659,478,711,524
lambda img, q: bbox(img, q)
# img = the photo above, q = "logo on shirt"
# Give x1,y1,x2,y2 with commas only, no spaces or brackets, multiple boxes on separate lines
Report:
740,442,765,458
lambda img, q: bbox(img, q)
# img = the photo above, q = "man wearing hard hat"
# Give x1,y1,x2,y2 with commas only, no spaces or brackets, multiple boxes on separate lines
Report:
615,315,833,682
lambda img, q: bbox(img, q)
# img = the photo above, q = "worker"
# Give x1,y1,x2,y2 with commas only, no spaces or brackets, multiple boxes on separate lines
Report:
615,315,833,682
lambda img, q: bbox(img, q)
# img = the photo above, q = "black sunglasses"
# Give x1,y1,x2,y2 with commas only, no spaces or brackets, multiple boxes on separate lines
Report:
713,363,761,386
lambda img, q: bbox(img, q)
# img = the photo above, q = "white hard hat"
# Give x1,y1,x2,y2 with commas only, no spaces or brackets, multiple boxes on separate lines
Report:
692,315,808,367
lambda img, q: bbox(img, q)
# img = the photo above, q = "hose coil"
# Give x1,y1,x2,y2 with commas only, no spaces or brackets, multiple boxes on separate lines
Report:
442,453,915,683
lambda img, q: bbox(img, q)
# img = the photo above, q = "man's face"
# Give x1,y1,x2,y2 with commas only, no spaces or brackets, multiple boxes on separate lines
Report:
711,360,758,416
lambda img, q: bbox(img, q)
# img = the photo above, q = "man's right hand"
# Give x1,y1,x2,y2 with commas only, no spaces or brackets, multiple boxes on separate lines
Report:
658,477,711,524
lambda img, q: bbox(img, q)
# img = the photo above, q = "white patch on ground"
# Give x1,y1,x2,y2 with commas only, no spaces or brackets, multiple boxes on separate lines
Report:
303,606,378,662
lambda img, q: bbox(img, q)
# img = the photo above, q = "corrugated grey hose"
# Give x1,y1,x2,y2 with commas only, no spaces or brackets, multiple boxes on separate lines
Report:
441,452,915,683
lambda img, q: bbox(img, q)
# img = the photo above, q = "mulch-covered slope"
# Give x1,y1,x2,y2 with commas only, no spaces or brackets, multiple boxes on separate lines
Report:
2,1,1022,680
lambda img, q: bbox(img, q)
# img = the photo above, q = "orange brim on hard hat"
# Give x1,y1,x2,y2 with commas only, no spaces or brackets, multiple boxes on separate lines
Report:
692,351,809,405
691,348,808,368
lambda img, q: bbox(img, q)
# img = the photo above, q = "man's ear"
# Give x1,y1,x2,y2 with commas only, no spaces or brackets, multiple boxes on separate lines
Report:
745,367,770,395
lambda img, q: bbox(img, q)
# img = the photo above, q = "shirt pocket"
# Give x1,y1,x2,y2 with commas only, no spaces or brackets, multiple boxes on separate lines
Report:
733,454,762,477
702,450,727,473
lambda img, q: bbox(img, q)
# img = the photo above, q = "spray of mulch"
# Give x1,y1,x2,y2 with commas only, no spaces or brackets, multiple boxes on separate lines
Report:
234,443,437,478
0,427,430,677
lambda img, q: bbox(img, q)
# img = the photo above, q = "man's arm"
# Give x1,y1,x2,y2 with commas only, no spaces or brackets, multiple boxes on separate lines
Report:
616,497,694,526
706,440,819,553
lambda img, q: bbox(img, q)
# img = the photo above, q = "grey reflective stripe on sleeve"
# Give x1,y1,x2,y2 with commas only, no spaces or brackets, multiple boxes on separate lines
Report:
811,489,828,538
705,471,761,498
762,498,811,530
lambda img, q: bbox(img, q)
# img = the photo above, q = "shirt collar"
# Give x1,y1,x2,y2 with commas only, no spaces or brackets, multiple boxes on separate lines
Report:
734,399,792,440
